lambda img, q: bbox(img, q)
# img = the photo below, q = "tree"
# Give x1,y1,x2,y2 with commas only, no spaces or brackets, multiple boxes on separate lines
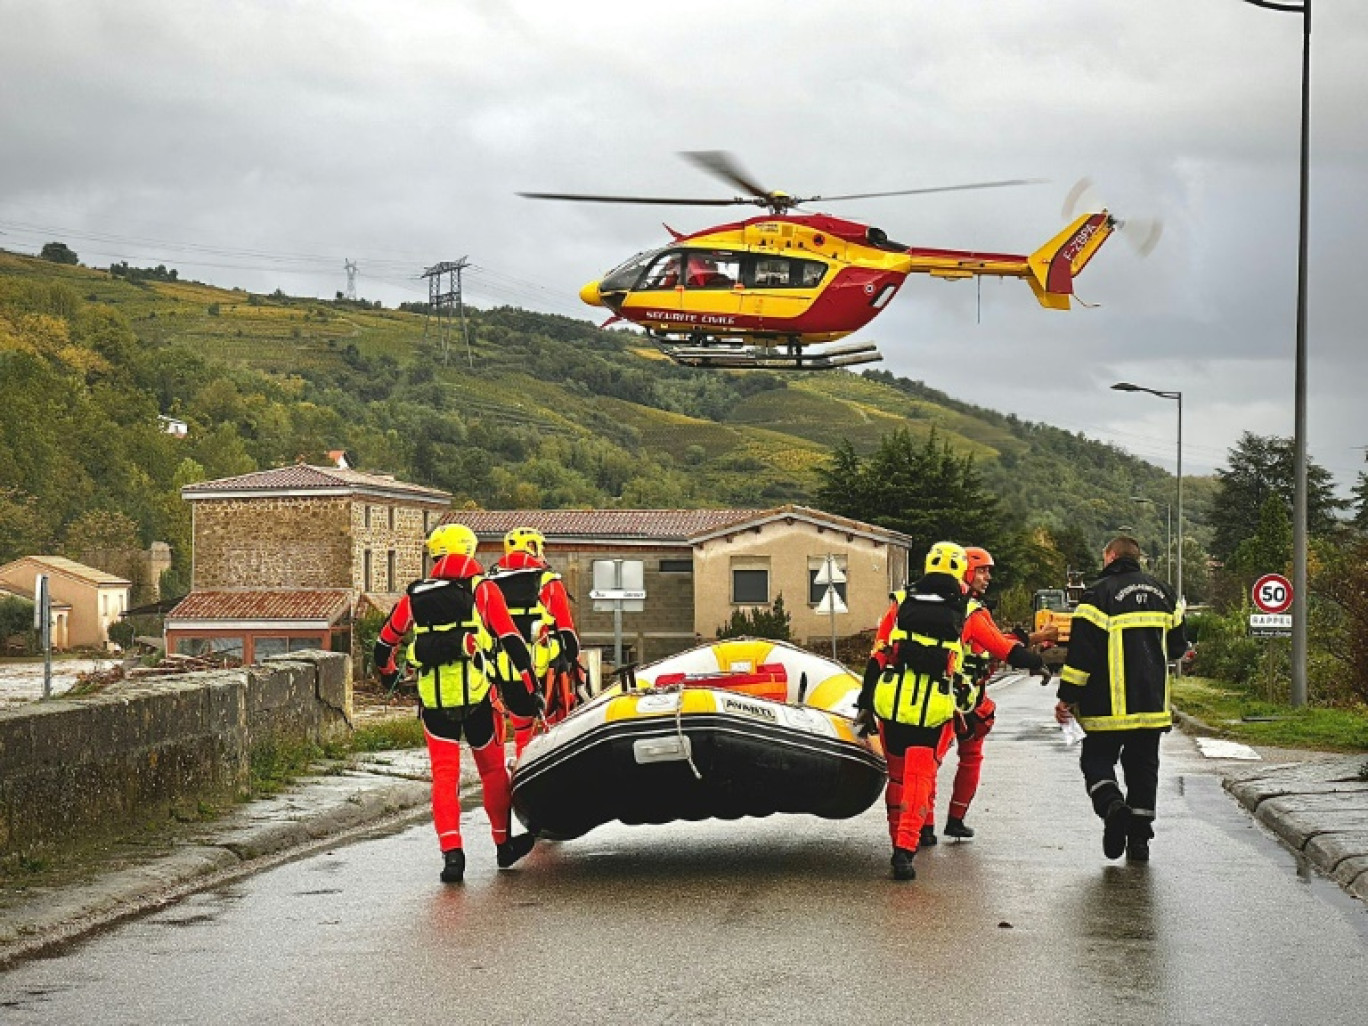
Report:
39,242,79,265
1210,432,1346,561
816,427,1001,557
1351,471,1368,530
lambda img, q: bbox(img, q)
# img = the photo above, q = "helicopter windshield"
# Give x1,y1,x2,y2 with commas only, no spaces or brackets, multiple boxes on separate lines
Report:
601,249,660,293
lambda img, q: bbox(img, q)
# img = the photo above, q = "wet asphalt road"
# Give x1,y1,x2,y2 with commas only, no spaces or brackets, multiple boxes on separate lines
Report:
3,675,1367,1026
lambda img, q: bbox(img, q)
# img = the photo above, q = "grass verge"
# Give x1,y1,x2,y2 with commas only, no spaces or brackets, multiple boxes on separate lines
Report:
1172,676,1368,752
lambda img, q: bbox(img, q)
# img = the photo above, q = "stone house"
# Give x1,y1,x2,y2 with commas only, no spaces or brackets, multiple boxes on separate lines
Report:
447,506,913,665
0,556,131,651
165,464,451,663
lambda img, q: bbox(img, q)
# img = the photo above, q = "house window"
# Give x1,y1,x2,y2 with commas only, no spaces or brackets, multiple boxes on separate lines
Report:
659,559,693,574
731,567,770,605
387,550,397,591
364,549,373,592
808,557,848,605
388,506,395,530
364,505,372,529
253,637,289,662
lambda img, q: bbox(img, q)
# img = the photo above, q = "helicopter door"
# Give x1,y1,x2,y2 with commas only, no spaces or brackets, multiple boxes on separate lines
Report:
625,251,685,327
739,255,827,329
680,251,743,326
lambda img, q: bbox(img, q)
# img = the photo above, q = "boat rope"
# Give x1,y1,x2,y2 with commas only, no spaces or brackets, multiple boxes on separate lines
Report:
670,684,703,781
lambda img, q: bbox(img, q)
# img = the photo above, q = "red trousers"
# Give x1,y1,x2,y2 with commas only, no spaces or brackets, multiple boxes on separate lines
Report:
424,727,513,852
879,719,954,852
928,696,996,825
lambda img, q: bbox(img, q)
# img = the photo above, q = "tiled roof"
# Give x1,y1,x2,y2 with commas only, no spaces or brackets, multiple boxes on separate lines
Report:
444,509,765,542
181,465,450,503
442,505,912,545
0,580,72,608
7,555,131,587
166,590,353,623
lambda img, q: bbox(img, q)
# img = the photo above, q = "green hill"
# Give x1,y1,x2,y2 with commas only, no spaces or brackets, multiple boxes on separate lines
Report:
0,248,1204,597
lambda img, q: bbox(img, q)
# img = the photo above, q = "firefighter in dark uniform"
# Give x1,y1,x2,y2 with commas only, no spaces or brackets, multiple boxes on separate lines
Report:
373,523,542,884
854,541,970,882
1055,535,1188,862
488,526,581,756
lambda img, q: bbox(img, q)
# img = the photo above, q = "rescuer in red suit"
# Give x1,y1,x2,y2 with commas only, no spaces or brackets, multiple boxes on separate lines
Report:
373,523,542,884
488,526,582,756
923,546,1054,844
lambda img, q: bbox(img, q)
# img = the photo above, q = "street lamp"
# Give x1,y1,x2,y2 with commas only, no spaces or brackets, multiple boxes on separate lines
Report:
1237,0,1310,707
1111,382,1183,605
1131,496,1173,585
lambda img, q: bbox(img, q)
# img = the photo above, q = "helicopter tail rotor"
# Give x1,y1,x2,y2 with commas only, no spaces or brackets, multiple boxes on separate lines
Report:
1063,177,1163,258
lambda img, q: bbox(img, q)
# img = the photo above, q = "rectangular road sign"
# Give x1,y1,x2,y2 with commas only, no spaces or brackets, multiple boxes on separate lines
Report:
589,589,647,601
1248,613,1292,638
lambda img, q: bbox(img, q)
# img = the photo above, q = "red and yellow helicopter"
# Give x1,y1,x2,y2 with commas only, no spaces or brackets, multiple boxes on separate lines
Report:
522,152,1121,370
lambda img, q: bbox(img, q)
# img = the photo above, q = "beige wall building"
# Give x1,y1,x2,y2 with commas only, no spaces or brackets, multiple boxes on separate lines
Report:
166,464,450,663
450,506,912,666
0,556,131,650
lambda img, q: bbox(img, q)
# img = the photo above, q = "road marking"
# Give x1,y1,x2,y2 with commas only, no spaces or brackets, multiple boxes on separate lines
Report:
1194,737,1262,761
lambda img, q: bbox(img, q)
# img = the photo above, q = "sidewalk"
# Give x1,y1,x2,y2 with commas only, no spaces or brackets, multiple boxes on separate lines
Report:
1173,708,1368,903
3,711,1365,968
0,748,452,969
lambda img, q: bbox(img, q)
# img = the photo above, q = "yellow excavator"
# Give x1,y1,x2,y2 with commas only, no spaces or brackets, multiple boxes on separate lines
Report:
1032,570,1088,668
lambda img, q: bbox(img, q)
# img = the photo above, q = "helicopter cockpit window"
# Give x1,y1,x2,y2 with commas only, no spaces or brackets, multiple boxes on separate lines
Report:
684,252,740,290
745,256,827,289
639,252,684,291
601,250,656,293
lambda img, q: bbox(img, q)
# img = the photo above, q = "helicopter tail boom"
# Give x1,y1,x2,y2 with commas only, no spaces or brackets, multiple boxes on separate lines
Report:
1024,212,1115,310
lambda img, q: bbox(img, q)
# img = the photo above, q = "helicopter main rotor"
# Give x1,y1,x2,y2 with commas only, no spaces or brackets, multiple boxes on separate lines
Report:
520,150,1042,217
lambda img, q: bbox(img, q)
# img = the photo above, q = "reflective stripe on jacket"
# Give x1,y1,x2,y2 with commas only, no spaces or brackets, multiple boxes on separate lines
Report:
873,587,965,728
405,575,494,710
1058,558,1186,731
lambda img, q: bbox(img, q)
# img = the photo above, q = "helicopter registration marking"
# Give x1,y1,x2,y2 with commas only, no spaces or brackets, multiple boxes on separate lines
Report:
1061,219,1100,263
644,310,738,326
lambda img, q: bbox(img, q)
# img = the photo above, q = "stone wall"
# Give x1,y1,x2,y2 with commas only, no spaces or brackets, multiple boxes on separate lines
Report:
193,497,353,589
0,651,352,859
349,500,434,593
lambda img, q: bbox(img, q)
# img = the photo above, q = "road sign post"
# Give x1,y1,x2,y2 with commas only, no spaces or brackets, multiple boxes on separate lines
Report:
1249,573,1294,700
34,573,51,699
814,554,848,660
592,559,645,666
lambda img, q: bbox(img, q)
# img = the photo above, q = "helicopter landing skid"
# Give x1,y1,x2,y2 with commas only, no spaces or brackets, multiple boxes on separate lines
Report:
659,339,883,371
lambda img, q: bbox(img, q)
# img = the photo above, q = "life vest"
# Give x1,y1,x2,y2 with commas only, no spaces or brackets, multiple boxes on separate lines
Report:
957,598,990,712
405,576,492,710
873,587,965,728
488,566,562,677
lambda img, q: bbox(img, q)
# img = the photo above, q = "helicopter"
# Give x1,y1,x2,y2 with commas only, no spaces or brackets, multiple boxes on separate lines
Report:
521,152,1119,370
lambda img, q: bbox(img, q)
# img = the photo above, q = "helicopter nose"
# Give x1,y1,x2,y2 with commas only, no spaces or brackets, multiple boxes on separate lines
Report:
579,280,604,307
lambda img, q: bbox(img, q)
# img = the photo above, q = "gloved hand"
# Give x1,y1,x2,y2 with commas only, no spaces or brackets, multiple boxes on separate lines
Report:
1036,663,1053,687
1010,626,1031,646
378,661,399,690
852,707,877,738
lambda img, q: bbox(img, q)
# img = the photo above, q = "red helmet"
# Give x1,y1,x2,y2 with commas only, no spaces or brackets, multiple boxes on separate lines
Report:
962,546,994,583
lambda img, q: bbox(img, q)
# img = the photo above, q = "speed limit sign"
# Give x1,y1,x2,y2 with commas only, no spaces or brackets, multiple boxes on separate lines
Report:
1251,573,1293,615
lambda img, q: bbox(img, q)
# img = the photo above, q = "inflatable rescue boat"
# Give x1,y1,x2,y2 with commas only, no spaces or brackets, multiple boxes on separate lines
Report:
510,638,885,840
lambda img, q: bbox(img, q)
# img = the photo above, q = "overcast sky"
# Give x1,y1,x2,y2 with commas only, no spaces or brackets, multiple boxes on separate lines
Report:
3,0,1365,491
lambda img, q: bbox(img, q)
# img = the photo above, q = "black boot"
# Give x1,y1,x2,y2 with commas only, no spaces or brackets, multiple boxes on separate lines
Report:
944,816,975,839
891,847,917,881
1102,800,1132,861
1126,837,1150,862
496,832,536,869
919,824,938,848
439,848,466,884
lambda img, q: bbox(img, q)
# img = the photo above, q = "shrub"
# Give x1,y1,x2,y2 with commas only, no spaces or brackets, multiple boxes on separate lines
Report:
1187,607,1269,691
717,593,793,641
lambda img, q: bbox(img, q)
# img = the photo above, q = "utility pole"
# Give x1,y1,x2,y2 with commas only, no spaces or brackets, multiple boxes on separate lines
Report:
421,258,473,367
343,259,358,302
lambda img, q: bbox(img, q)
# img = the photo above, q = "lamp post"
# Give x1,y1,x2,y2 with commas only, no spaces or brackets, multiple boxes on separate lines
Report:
1131,496,1173,585
1112,383,1183,605
1238,0,1309,706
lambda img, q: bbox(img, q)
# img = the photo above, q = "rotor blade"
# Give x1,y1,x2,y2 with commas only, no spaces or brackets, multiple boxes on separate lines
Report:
1119,216,1164,258
519,191,743,207
812,179,1047,204
679,150,773,200
1062,177,1098,220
